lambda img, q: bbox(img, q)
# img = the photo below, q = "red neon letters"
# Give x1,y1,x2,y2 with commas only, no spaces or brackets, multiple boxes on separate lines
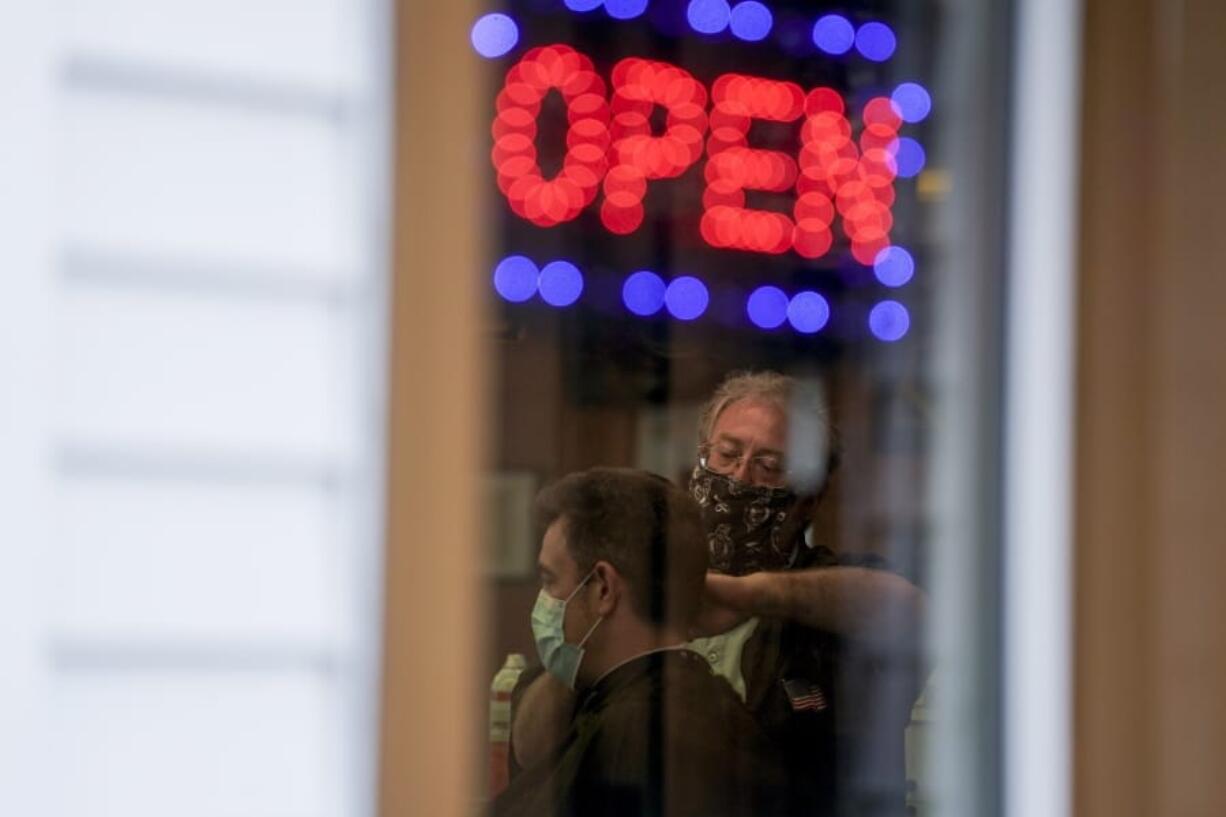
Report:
493,45,610,226
492,44,902,262
604,58,707,235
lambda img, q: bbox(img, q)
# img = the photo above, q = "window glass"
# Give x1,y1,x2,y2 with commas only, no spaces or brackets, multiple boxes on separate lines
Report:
476,2,1009,816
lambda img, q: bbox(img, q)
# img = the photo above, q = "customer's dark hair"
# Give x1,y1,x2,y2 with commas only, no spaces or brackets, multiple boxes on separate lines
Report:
535,467,709,630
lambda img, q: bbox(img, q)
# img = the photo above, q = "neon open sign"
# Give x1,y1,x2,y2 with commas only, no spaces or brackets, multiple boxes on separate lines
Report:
494,43,911,264
473,7,929,341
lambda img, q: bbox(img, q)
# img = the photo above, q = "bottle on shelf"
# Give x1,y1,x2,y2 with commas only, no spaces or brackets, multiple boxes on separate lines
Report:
488,652,527,798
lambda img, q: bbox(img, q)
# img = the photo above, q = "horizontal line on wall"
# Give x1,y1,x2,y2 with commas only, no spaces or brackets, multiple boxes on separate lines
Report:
48,638,342,674
56,442,349,490
60,244,360,307
61,52,355,122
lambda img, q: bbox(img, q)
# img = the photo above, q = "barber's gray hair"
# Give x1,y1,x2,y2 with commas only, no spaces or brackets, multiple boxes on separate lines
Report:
696,370,839,494
696,370,794,447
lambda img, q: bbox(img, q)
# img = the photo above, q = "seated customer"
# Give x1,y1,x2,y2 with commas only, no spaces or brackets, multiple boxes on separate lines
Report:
493,467,785,817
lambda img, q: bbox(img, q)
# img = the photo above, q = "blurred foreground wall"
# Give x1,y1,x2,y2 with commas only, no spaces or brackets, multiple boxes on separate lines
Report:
0,2,390,816
1076,1,1226,815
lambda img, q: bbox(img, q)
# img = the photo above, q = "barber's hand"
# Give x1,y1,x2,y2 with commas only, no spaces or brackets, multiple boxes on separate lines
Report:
705,571,762,610
688,572,755,637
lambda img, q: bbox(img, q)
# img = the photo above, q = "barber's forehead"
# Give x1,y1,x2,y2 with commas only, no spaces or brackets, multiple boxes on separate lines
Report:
711,398,788,439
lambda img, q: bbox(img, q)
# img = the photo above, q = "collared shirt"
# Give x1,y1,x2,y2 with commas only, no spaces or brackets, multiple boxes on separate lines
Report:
685,617,759,701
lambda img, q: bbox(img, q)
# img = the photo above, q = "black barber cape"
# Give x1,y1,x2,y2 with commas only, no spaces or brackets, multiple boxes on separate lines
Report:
493,648,787,817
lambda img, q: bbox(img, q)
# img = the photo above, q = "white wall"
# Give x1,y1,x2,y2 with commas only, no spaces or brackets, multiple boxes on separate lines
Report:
0,2,390,816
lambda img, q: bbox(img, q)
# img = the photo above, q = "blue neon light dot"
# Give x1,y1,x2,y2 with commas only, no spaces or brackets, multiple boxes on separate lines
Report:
687,0,731,34
747,286,789,329
873,246,915,288
729,1,772,41
812,14,855,55
538,261,584,307
605,0,649,20
564,0,604,11
891,82,932,123
493,255,538,303
470,13,519,59
665,276,709,320
622,271,667,316
855,22,897,62
869,300,910,342
786,291,831,334
894,137,926,178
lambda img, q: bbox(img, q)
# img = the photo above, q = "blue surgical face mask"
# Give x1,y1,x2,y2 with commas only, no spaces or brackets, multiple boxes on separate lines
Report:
531,569,604,690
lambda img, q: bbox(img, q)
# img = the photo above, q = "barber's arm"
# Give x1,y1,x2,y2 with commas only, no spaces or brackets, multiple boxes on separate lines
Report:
510,670,575,771
698,567,926,650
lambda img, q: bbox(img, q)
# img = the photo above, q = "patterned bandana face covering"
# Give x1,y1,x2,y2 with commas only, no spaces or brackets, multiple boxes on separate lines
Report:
530,569,603,690
689,463,805,576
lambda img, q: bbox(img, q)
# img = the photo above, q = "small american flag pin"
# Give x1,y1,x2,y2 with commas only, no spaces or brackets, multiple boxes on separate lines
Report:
782,678,828,712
